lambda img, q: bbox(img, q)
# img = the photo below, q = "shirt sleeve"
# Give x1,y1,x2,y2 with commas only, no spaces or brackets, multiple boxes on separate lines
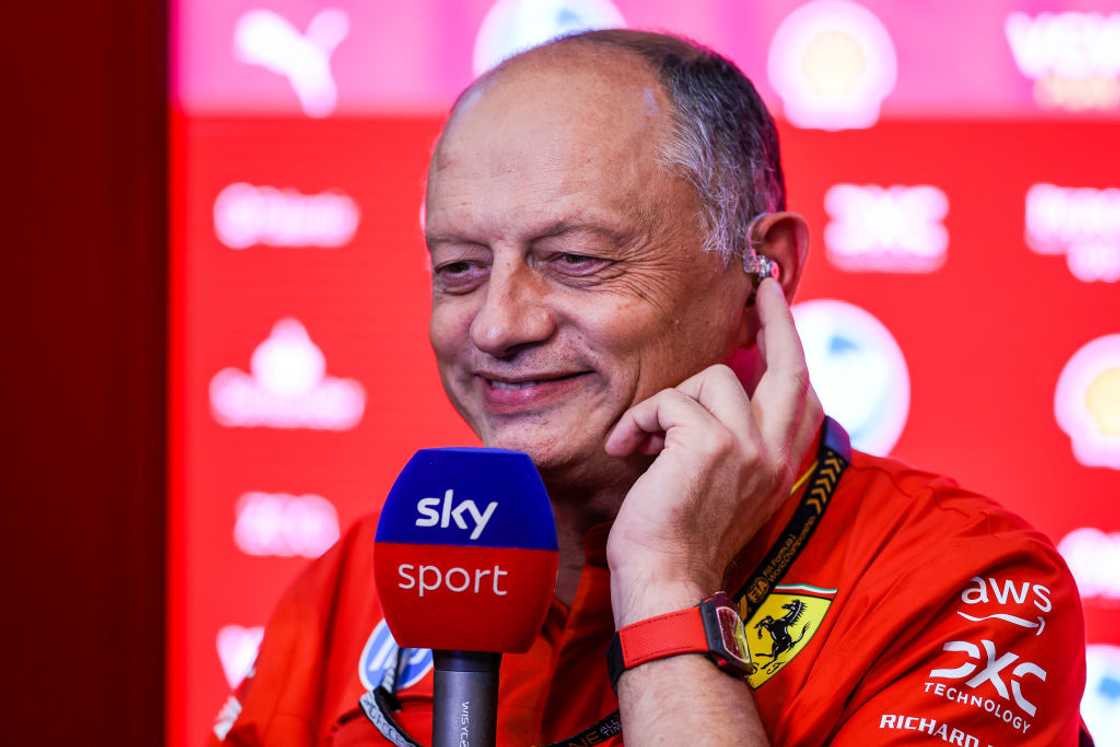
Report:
208,518,375,747
828,529,1088,746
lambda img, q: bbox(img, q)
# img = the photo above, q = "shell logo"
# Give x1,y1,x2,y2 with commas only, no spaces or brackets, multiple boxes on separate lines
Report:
473,0,625,76
768,0,897,131
1055,334,1120,470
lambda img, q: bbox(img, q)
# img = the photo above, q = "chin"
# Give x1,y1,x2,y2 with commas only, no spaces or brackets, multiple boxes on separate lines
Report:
484,426,574,466
482,423,634,495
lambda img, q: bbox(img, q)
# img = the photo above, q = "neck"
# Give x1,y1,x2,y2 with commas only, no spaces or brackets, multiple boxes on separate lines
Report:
546,480,628,607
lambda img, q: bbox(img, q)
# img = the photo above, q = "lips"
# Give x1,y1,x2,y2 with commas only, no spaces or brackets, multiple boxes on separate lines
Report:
476,371,591,412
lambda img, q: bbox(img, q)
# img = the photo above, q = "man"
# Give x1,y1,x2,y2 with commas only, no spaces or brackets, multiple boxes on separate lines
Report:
212,30,1090,746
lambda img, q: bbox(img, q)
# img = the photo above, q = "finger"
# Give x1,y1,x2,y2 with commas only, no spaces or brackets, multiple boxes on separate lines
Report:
672,364,760,446
638,433,665,456
605,388,719,457
752,277,812,448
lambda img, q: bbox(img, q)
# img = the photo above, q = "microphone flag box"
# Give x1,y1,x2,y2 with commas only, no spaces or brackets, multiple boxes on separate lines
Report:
374,448,560,653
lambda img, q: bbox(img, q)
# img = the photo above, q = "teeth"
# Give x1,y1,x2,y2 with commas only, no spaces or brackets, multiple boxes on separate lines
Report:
491,380,537,390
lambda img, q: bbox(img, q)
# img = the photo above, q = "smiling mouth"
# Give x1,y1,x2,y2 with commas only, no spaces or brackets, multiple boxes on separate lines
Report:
482,372,589,389
476,371,592,411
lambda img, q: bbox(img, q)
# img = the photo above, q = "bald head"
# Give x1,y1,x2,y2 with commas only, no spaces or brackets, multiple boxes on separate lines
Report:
431,40,675,214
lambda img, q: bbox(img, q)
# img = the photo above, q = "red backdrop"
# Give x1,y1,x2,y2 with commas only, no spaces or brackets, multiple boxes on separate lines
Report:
170,114,1120,745
169,2,1120,744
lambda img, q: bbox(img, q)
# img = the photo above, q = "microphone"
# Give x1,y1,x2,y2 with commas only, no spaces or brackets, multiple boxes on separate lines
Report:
374,448,559,747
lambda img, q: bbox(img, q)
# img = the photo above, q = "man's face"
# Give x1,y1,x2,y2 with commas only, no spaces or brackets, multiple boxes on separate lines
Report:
425,53,753,485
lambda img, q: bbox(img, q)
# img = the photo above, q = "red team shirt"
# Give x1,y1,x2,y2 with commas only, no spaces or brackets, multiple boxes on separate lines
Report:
211,433,1090,746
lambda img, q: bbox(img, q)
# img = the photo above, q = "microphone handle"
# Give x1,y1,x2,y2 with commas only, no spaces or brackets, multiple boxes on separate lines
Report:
432,650,501,747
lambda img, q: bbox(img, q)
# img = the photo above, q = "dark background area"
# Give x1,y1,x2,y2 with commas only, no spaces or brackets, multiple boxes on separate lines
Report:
4,2,166,744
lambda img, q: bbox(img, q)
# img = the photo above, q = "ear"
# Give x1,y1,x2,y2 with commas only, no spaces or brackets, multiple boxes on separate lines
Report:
751,211,809,303
729,211,810,358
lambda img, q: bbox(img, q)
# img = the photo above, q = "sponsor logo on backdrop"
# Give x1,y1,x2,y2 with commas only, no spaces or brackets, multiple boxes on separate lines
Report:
234,492,340,558
234,8,349,118
1026,184,1120,283
824,183,948,272
210,318,366,430
213,693,242,740
1055,334,1120,468
878,713,987,745
473,0,624,75
1006,12,1120,112
957,576,1051,636
926,639,1047,732
792,299,909,455
214,182,359,250
744,583,835,688
1058,527,1120,600
1082,644,1120,744
768,0,897,131
359,620,433,691
217,624,264,689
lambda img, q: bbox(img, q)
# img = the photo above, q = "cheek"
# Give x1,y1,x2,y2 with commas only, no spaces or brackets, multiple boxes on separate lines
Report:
572,300,670,389
428,301,473,364
588,298,731,397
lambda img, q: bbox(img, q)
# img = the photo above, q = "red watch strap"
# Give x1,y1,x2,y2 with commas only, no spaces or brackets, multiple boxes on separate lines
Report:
617,605,709,669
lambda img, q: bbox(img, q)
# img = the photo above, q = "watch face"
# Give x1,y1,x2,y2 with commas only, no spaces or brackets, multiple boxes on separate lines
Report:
715,605,752,666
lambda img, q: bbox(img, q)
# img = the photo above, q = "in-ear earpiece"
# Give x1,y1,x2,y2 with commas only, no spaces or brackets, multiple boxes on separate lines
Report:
744,253,780,286
743,212,780,288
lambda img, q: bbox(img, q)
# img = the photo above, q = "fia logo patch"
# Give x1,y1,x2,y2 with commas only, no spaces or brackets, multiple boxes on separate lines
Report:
743,584,836,688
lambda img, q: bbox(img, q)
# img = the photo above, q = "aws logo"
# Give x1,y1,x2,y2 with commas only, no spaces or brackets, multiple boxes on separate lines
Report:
743,583,836,688
957,576,1051,636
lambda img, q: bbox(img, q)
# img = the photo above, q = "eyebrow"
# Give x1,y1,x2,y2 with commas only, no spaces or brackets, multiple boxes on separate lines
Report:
532,220,630,246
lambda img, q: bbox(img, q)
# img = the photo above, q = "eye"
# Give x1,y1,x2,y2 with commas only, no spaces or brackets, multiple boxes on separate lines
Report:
433,259,488,293
439,260,473,275
547,252,610,276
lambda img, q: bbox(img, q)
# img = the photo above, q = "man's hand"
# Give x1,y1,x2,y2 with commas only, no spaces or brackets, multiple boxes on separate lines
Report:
604,278,823,627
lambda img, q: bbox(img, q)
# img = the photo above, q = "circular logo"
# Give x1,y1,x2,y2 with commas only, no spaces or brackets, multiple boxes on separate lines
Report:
1056,334,1120,469
792,299,910,455
768,0,897,130
358,620,433,691
1082,644,1120,744
473,0,625,76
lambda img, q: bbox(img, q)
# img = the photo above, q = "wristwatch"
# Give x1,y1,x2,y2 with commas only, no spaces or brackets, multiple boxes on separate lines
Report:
606,591,754,691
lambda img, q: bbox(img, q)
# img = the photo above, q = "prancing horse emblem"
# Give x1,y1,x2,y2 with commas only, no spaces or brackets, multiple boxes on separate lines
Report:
754,599,811,673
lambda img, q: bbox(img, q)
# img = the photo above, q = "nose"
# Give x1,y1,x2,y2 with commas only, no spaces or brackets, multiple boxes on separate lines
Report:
469,256,556,358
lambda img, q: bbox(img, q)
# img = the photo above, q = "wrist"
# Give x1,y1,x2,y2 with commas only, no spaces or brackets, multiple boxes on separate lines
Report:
611,575,713,628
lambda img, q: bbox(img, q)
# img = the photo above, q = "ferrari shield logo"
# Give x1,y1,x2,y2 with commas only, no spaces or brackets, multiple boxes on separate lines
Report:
742,584,835,688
